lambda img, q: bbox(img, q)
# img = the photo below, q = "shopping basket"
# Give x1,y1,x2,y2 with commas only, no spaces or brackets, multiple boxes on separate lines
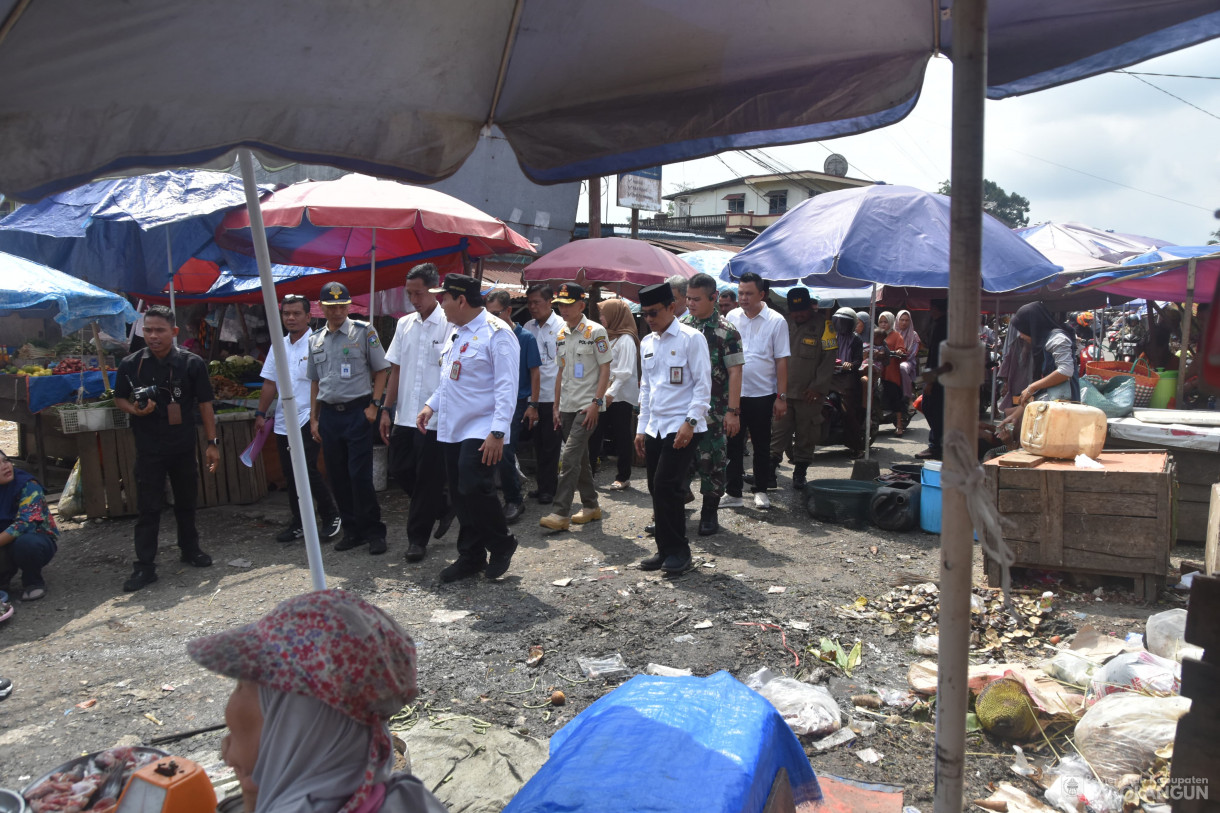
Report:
1084,355,1159,408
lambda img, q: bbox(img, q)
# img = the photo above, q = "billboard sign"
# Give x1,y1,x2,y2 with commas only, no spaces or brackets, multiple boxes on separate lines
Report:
617,167,662,212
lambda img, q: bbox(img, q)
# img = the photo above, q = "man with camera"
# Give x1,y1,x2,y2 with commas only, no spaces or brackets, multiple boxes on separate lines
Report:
115,305,219,592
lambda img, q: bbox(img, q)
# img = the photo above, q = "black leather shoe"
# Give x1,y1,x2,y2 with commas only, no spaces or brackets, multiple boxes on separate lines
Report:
440,557,485,583
405,544,427,562
334,536,366,552
368,537,387,555
793,465,808,490
536,493,554,505
503,502,524,524
485,536,518,580
433,509,456,540
122,568,158,592
644,522,656,536
698,514,719,536
661,554,693,575
180,550,212,567
743,473,755,485
639,553,665,571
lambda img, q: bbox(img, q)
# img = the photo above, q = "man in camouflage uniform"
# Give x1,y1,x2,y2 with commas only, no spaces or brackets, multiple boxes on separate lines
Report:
680,273,743,536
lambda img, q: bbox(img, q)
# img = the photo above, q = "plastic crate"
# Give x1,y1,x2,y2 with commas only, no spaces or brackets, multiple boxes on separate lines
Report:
58,406,129,434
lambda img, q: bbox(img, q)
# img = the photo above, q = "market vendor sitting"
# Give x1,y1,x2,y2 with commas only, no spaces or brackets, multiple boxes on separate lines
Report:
0,449,57,602
188,589,446,813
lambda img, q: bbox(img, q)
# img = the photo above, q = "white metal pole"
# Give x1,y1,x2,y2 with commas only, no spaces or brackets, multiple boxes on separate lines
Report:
935,0,987,809
369,227,377,325
165,229,177,345
864,284,877,459
238,150,327,591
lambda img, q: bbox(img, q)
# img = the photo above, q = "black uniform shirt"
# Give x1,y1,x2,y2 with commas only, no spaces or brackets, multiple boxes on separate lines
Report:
115,346,214,454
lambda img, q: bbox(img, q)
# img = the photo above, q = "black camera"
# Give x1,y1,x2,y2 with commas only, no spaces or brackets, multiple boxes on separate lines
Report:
131,385,158,409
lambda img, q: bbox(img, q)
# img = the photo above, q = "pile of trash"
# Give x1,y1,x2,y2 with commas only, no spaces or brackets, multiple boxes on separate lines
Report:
835,583,1073,658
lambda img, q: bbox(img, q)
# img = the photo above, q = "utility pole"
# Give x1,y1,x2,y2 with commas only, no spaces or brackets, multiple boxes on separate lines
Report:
630,207,640,239
588,177,601,238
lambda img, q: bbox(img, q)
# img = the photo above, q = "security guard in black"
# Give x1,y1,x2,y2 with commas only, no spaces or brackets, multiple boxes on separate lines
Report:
114,306,218,592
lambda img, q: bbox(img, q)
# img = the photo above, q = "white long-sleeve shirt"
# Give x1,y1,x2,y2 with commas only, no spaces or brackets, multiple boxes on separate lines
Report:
385,305,449,430
605,335,640,407
524,311,562,404
425,310,520,443
637,317,711,438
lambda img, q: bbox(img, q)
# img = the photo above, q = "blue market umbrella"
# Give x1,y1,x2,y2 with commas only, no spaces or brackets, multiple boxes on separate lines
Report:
723,185,1060,293
0,251,137,338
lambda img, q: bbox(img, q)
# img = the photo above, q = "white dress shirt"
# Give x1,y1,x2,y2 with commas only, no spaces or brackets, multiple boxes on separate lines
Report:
726,304,791,397
637,317,711,438
385,305,449,430
259,331,313,435
426,309,520,443
606,335,640,407
525,311,562,404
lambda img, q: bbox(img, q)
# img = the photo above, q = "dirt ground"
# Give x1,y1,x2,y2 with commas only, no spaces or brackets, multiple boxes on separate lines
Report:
0,416,1198,808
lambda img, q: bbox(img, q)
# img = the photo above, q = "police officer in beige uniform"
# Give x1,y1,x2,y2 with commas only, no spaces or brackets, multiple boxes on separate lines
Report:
539,283,612,532
307,282,391,555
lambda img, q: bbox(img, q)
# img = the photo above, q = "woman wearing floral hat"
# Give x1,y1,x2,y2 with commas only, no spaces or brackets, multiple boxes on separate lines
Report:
188,590,446,813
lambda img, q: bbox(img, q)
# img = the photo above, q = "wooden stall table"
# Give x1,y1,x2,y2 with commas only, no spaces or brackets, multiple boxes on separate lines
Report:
983,450,1175,599
75,412,267,519
1104,414,1220,544
0,373,109,481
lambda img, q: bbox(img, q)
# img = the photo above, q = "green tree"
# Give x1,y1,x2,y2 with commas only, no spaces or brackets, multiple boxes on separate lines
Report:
937,179,1031,229
1207,227,1219,246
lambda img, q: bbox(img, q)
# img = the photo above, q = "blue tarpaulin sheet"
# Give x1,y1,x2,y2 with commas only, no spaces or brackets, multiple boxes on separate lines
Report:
0,251,137,337
502,671,821,813
18,371,118,413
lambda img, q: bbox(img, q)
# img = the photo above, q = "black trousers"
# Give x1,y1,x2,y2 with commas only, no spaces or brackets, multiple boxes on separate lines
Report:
389,425,449,548
603,400,635,482
532,402,561,496
726,394,776,496
318,406,386,543
133,448,200,568
924,381,945,451
444,439,516,565
275,431,338,530
645,432,702,560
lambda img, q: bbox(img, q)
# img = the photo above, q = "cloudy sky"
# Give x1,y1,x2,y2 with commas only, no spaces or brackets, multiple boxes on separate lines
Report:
580,38,1219,247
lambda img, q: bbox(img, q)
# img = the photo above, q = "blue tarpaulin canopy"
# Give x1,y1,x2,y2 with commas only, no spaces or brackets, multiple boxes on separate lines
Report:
0,251,137,337
0,169,270,296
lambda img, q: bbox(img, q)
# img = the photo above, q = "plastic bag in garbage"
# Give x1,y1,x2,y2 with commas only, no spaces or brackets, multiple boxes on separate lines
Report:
1074,693,1191,783
1043,650,1099,688
1044,774,1124,813
1145,608,1204,663
57,459,83,519
1086,650,1180,703
745,667,842,737
577,654,631,680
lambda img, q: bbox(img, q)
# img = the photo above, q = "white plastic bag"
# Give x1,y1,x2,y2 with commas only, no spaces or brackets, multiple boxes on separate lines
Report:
57,459,83,519
1043,650,1098,688
1145,608,1204,663
1086,650,1180,702
1043,755,1124,813
745,667,842,737
1074,693,1191,783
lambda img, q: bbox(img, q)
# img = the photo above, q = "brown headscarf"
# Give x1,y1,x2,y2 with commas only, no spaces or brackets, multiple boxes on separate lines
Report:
599,299,639,349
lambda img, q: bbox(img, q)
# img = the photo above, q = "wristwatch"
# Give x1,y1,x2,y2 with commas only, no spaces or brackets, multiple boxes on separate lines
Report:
777,393,787,400
372,397,384,408
685,417,698,427
726,407,739,415
527,401,539,409
254,409,267,418
491,430,505,439
207,438,220,447
592,397,604,407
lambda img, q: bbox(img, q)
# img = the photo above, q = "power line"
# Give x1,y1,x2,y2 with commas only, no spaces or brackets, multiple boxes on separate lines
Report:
1116,71,1220,121
1118,71,1220,80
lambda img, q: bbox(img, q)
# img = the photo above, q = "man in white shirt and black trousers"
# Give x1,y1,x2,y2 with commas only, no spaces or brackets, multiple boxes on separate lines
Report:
634,282,711,577
417,274,520,583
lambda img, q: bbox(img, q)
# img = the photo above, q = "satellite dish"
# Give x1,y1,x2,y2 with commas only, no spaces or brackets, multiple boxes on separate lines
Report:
823,154,849,177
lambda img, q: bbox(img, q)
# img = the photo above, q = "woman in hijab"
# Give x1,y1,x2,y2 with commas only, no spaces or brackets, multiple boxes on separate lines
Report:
598,298,640,490
1011,302,1080,405
0,450,57,601
188,589,447,813
874,312,909,435
894,310,921,399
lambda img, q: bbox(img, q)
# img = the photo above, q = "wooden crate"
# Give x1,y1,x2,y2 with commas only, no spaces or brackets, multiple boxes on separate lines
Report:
1106,436,1215,543
77,416,267,518
982,451,1175,600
